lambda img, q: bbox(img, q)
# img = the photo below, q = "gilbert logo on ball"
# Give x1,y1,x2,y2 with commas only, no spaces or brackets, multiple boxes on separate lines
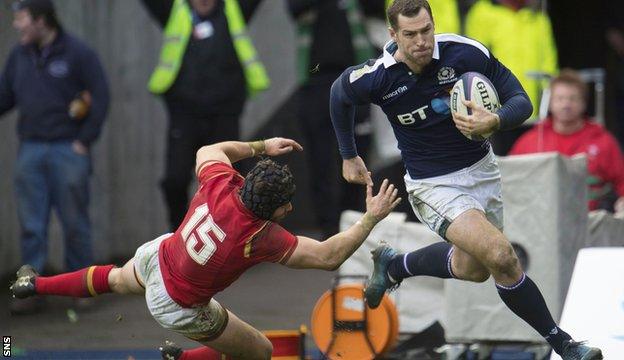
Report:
450,72,500,141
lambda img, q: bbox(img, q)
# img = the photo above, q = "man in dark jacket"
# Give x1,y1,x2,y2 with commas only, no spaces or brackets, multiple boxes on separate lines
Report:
0,0,110,313
140,0,269,230
287,0,374,239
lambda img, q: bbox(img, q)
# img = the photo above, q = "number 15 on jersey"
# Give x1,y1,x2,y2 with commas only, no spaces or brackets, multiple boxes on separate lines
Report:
181,204,227,265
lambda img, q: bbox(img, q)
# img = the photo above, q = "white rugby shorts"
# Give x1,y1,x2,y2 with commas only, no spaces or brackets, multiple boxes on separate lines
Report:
404,149,504,239
133,234,228,342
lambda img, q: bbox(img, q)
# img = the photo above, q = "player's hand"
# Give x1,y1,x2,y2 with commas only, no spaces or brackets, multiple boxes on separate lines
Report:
72,140,88,156
452,99,500,137
342,156,373,186
264,137,303,156
365,179,402,222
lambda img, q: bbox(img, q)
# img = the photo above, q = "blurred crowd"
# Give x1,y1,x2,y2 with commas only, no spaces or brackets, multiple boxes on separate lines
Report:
1,0,624,314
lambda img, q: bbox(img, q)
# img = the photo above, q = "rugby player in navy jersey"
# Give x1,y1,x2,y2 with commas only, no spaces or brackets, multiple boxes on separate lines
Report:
329,0,602,358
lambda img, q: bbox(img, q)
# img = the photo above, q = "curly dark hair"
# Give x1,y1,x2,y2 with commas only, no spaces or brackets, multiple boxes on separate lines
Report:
240,159,295,220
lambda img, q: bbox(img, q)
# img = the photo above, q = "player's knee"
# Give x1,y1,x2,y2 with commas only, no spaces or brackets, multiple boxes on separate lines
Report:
253,334,273,360
260,343,273,360
108,268,126,294
465,268,490,283
485,243,519,276
458,261,490,282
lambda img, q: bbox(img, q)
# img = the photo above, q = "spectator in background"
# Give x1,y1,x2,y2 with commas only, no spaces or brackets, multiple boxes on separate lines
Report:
287,0,373,239
510,69,624,214
140,0,270,231
0,0,110,314
606,18,624,149
465,0,557,154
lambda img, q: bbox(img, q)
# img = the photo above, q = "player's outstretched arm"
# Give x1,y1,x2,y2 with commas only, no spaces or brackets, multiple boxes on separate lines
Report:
285,179,401,270
195,138,303,173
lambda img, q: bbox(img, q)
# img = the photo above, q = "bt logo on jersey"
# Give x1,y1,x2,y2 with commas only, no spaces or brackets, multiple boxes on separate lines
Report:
397,105,429,125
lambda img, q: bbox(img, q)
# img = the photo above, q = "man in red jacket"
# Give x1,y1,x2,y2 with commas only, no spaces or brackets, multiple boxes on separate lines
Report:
510,69,624,213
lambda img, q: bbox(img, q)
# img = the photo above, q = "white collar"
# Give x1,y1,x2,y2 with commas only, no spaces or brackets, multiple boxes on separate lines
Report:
382,40,398,68
432,35,440,59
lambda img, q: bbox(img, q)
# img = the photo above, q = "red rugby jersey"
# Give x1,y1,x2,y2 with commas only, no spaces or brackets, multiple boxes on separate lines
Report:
158,162,298,308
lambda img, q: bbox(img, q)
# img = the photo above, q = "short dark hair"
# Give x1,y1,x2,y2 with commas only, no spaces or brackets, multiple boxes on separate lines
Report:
387,0,433,30
240,159,295,220
550,68,589,102
13,0,61,30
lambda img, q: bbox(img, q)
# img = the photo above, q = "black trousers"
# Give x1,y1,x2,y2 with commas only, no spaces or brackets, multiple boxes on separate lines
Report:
298,75,371,239
161,99,244,230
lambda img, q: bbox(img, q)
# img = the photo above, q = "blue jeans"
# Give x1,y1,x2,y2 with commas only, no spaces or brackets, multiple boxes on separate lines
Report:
15,141,93,272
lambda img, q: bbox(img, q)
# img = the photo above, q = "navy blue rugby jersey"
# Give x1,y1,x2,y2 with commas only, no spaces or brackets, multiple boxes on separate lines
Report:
333,34,529,179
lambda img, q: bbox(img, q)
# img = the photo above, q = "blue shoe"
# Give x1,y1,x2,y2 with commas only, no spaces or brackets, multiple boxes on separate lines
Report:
561,340,603,360
364,244,399,309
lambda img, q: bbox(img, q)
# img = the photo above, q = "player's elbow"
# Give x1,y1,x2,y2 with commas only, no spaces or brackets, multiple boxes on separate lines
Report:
326,261,341,272
330,77,341,97
324,251,345,271
315,255,338,271
521,94,533,119
316,250,341,271
513,92,533,123
195,146,210,163
330,77,349,107
320,235,354,271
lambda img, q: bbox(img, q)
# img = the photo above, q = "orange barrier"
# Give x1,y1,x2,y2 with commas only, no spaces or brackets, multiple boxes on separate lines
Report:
310,276,399,360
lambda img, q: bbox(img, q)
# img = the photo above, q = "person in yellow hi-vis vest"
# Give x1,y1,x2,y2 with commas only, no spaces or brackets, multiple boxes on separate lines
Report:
465,0,557,120
465,0,558,154
140,0,270,230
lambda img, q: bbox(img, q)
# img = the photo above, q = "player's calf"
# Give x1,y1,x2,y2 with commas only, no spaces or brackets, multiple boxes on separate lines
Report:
10,264,116,298
108,259,145,295
459,266,490,283
447,247,490,283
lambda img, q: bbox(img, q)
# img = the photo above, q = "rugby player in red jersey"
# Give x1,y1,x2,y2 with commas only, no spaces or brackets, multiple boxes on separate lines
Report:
10,137,401,359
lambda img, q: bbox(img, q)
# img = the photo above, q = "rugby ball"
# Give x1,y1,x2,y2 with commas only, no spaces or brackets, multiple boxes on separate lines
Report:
450,72,500,141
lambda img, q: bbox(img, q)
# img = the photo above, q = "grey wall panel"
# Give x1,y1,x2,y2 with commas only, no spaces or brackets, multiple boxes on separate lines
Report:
1,1,24,274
